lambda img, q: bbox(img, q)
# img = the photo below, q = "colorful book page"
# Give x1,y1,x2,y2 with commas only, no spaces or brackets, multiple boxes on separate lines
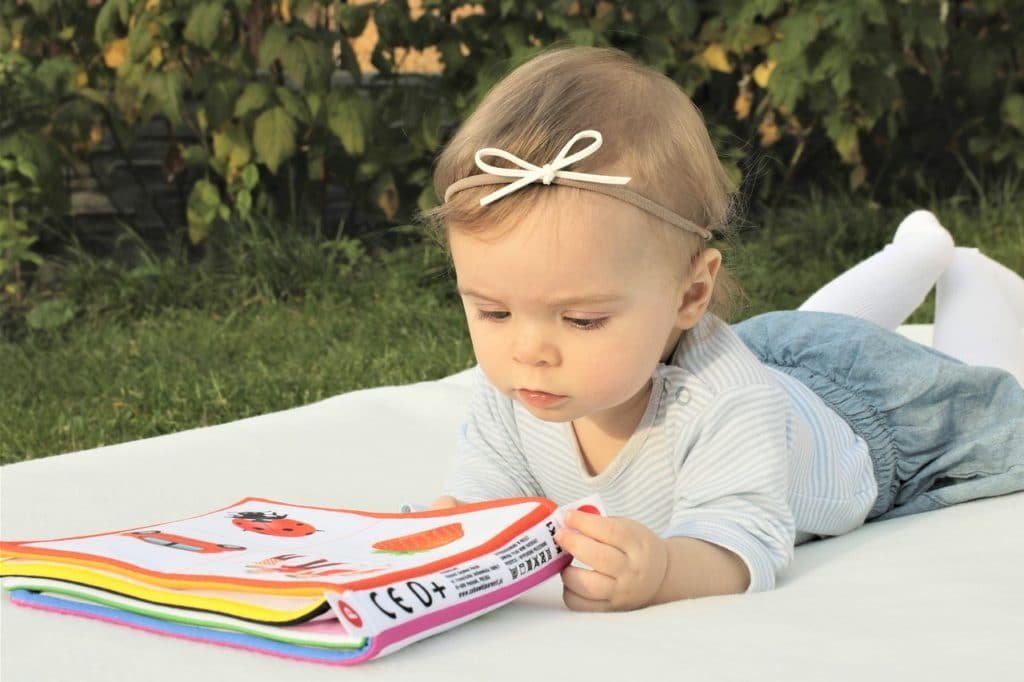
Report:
8,589,378,666
0,559,327,623
2,577,363,648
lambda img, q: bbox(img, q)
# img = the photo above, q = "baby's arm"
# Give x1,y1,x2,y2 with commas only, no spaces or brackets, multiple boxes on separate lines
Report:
556,383,794,610
555,512,748,611
662,384,795,593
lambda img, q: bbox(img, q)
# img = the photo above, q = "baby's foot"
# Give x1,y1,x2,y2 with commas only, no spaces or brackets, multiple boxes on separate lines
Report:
893,210,955,252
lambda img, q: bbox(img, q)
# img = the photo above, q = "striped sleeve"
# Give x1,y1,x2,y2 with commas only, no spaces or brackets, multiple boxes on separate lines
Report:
666,384,796,593
443,369,544,502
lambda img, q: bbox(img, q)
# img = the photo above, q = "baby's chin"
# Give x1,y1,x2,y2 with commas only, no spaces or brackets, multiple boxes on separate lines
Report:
511,397,579,423
525,409,576,424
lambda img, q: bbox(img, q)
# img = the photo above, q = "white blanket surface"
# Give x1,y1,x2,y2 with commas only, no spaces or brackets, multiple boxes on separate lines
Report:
2,324,1021,681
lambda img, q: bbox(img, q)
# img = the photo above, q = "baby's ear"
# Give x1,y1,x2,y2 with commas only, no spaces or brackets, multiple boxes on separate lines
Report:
675,248,722,329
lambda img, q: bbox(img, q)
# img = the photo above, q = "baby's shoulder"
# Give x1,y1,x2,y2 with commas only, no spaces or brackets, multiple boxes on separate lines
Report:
670,314,778,395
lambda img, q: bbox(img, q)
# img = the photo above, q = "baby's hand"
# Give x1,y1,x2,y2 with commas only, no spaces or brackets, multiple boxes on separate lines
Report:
554,511,668,612
428,495,462,510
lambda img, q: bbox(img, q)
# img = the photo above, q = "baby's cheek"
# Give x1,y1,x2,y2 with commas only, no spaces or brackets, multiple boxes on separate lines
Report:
584,362,644,403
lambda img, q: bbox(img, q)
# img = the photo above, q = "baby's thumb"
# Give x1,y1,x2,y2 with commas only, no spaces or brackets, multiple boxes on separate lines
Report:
429,495,461,510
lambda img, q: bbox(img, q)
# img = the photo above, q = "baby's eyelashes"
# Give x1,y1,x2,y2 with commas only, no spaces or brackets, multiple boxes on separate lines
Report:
565,317,608,330
474,310,609,331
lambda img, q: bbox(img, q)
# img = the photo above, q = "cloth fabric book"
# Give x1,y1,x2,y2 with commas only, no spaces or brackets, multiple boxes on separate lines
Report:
0,496,601,664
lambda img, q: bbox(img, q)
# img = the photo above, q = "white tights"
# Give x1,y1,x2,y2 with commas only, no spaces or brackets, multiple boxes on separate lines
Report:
798,210,1024,385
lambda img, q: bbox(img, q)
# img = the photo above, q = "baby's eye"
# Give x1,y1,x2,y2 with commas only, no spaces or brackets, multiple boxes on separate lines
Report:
477,310,510,321
565,317,608,331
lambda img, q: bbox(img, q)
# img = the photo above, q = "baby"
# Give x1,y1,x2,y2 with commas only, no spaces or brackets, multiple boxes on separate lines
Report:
423,47,1024,611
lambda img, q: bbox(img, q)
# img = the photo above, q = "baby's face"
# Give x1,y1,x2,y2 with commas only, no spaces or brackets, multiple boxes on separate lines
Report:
450,192,696,429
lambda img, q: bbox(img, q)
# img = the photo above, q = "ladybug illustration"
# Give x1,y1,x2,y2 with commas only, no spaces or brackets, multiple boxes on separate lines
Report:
231,511,317,537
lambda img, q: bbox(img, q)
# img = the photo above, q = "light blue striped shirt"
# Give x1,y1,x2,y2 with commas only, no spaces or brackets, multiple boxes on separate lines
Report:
444,314,877,592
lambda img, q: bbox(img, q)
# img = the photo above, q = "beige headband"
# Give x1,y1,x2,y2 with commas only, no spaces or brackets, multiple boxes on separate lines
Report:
442,129,713,240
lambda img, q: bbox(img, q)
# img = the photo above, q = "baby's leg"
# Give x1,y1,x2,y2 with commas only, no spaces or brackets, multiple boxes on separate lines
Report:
933,247,1024,384
798,210,954,330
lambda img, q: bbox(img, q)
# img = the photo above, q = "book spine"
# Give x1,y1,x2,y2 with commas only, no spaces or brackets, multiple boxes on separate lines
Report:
325,515,568,649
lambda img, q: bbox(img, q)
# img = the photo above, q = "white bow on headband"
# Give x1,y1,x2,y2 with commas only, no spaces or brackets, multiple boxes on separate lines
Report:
442,129,714,239
474,130,630,206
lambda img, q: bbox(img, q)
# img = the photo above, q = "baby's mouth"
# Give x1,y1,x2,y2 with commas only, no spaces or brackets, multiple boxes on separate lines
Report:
516,389,568,408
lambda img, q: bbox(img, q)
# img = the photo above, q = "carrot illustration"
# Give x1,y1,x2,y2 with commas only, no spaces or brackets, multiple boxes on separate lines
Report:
372,523,465,554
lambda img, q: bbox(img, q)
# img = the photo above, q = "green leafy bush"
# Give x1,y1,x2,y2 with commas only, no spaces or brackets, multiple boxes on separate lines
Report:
1,0,1021,321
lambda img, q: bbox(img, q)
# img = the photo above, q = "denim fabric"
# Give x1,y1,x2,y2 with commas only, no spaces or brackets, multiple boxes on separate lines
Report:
733,311,1024,521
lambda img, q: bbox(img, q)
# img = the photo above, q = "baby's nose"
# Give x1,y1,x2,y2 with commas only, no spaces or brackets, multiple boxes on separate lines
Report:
512,328,559,366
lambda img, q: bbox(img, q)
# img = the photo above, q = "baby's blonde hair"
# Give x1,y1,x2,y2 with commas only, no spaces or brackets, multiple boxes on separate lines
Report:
426,45,742,317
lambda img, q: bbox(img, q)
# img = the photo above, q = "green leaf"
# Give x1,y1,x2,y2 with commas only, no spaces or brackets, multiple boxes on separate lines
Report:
2,188,26,204
253,106,297,173
26,298,76,332
76,87,110,107
241,164,259,190
305,92,323,121
337,3,372,36
258,25,290,69
233,82,272,118
187,179,223,243
276,86,311,125
34,56,78,95
94,0,130,44
766,57,808,110
437,39,465,70
203,80,238,129
15,159,39,182
826,115,862,165
279,40,308,87
306,143,325,181
771,13,820,63
569,28,596,47
26,0,57,13
148,69,185,125
417,184,437,212
184,1,224,50
279,38,329,90
1001,94,1024,135
355,160,379,181
212,123,251,173
420,104,444,151
127,21,154,62
297,37,331,90
336,36,363,84
667,3,699,34
326,92,371,156
235,189,252,217
181,145,209,168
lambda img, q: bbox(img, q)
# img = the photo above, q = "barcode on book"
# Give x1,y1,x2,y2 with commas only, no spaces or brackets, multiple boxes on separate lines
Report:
330,520,563,638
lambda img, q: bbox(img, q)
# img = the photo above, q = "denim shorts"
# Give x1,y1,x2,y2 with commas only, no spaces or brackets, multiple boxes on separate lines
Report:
733,311,1024,521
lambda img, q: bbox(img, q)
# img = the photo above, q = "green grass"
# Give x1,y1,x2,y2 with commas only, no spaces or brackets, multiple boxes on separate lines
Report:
1,248,476,463
729,177,1024,320
3,183,1022,463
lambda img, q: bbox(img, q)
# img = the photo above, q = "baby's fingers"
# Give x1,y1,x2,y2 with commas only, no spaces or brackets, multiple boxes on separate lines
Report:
428,495,462,510
561,565,614,603
554,527,625,575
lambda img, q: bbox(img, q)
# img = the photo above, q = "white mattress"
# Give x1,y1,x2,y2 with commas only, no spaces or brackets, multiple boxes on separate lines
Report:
2,323,1021,681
